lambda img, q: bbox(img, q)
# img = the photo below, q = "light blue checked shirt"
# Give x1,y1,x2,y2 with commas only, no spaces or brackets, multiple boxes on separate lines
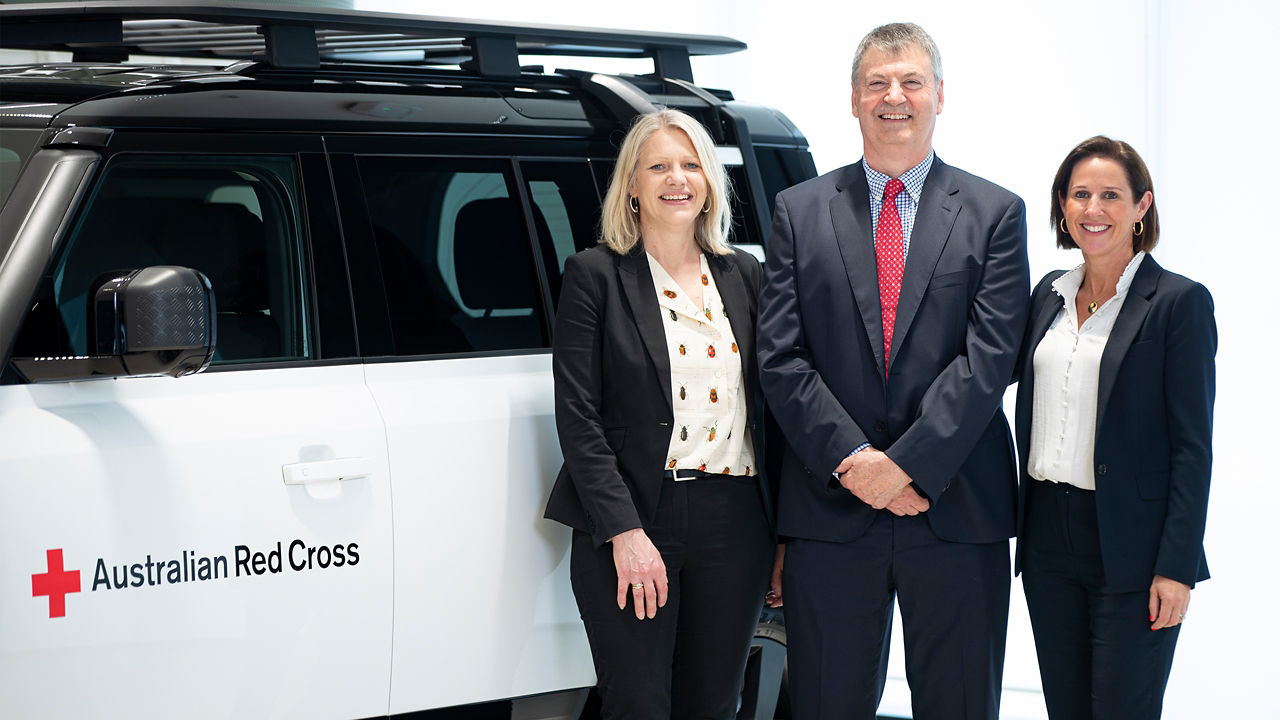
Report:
833,151,937,475
864,150,935,257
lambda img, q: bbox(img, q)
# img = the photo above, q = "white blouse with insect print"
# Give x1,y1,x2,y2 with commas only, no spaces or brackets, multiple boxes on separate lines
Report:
646,252,757,478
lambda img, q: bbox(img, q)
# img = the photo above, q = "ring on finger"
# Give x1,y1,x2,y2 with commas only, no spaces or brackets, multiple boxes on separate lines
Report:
1179,612,1187,619
632,583,644,591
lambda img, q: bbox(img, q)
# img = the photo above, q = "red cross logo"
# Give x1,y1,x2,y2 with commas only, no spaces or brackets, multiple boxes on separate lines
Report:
32,548,81,618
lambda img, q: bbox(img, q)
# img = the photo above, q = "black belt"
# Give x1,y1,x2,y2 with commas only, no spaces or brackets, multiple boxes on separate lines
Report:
1029,478,1095,495
664,469,713,480
664,469,758,482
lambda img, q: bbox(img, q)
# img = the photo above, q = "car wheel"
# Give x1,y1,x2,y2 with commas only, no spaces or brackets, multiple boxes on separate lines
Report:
738,606,789,720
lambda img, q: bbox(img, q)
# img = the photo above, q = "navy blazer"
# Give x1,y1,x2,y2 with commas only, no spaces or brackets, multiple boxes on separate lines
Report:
758,157,1030,544
544,243,775,547
1014,256,1216,592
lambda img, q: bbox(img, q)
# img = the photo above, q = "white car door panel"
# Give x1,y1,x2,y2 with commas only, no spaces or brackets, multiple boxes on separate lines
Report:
369,354,593,714
0,365,392,719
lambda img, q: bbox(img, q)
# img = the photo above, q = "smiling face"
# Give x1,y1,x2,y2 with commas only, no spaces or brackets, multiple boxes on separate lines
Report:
852,43,943,175
1059,155,1153,263
629,127,708,238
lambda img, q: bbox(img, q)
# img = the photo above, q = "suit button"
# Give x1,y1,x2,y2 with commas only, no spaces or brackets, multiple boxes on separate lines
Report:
1096,464,1107,476
874,421,887,433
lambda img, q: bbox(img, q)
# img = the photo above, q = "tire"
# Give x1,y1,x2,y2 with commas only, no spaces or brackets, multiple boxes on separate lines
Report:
738,606,789,720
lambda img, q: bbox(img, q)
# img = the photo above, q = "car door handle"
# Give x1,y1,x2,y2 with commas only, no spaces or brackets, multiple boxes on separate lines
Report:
281,458,371,485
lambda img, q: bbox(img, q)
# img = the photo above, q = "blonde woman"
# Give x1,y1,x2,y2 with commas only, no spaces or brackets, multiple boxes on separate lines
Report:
544,108,778,719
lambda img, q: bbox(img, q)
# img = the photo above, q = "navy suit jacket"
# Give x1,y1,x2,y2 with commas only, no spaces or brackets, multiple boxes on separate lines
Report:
758,157,1029,544
1014,256,1215,592
544,244,775,547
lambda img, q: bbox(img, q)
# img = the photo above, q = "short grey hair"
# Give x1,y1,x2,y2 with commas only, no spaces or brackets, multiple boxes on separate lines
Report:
851,23,943,87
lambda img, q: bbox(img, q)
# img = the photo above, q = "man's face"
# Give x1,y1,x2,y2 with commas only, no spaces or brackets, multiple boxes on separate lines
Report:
851,44,944,164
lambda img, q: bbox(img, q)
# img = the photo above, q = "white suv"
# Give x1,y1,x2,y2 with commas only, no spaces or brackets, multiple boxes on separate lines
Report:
0,3,815,718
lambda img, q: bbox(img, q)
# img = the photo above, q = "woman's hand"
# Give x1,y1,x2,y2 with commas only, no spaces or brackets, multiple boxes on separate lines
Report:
1149,574,1191,631
765,543,785,608
610,528,668,619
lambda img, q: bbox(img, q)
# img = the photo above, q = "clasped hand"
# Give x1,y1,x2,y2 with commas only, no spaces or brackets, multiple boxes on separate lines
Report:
835,449,929,516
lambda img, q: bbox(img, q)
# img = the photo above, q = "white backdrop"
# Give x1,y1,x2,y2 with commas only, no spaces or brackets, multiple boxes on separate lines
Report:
0,0,1271,715
353,0,1278,716
372,1,1271,716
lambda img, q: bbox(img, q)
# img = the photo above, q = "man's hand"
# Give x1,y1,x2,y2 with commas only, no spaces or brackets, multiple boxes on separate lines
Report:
835,449,914,509
884,485,930,516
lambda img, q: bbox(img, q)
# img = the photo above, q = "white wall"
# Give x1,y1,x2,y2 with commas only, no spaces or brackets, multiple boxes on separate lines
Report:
369,1,1273,716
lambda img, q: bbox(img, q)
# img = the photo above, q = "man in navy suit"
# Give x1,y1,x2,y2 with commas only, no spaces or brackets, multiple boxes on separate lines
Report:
757,23,1029,720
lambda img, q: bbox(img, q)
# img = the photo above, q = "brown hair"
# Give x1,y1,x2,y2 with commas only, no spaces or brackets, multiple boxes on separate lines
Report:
1050,135,1159,253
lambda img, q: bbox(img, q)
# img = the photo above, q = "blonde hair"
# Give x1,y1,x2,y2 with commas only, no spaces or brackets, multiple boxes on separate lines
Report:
599,108,733,255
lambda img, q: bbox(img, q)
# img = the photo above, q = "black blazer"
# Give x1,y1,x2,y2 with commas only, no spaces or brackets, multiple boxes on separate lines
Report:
544,243,774,547
1014,255,1216,592
758,157,1030,544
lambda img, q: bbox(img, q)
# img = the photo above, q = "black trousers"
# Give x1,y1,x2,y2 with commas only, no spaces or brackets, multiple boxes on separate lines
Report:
570,474,772,720
1022,479,1180,720
783,512,1011,720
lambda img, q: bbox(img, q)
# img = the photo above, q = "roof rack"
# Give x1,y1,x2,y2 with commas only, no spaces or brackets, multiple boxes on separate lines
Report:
0,1,745,82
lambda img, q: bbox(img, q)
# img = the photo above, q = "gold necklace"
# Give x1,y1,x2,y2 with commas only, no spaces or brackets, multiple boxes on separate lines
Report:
1083,288,1111,313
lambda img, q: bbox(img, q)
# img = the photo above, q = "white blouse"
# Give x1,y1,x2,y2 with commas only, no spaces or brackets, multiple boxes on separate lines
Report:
1028,252,1146,491
646,252,757,477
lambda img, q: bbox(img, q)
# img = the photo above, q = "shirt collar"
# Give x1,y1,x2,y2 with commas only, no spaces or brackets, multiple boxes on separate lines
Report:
864,150,935,204
646,251,713,319
1051,251,1147,303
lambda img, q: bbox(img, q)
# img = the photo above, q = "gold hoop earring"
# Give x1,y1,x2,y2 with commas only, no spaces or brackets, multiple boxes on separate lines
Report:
702,201,711,214
629,196,639,213
1059,217,1068,234
1133,220,1144,236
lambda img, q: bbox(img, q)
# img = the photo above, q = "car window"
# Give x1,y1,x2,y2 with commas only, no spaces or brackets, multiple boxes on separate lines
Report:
755,146,813,214
0,128,41,208
354,155,551,356
10,154,311,366
518,160,601,311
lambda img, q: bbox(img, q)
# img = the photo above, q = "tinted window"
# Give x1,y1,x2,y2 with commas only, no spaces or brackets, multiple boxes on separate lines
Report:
518,160,600,311
755,146,815,213
727,166,763,246
355,155,550,356
11,155,311,365
0,128,41,207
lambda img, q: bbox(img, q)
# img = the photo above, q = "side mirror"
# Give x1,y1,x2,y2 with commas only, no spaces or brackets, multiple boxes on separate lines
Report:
12,266,216,382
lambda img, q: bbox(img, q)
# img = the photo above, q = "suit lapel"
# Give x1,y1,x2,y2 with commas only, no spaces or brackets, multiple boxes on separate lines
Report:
708,253,754,396
1096,255,1160,423
831,163,888,375
889,157,959,371
1029,283,1066,365
618,245,673,413
1016,275,1067,473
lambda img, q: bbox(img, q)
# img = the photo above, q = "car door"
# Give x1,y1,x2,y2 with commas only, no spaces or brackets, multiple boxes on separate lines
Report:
0,134,393,719
328,139,604,712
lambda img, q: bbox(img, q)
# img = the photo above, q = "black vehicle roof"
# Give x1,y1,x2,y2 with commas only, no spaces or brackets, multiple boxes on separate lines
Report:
0,2,769,137
0,1,744,78
0,3,808,150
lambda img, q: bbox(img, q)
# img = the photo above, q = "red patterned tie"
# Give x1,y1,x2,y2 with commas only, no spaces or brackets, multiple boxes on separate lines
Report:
875,178,906,378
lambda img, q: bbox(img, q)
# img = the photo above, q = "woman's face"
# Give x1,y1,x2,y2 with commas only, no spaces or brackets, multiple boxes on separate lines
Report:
1059,155,1152,263
630,128,708,237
